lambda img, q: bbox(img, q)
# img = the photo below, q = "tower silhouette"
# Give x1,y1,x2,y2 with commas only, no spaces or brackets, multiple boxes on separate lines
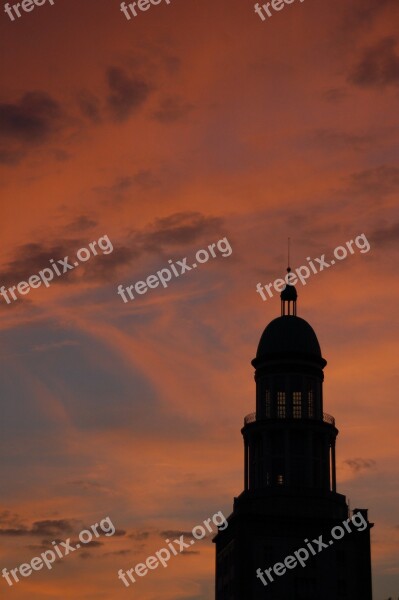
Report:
214,272,373,599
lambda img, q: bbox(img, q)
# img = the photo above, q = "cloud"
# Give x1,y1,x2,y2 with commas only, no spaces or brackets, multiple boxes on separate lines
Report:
93,170,160,203
104,549,131,556
84,244,140,282
159,530,195,540
0,237,137,289
344,458,376,473
31,519,75,536
135,211,224,252
27,536,102,551
0,67,154,164
0,239,85,288
349,37,399,88
64,215,98,233
0,212,225,291
0,518,76,537
0,91,63,143
79,540,103,548
77,90,102,123
106,67,151,121
0,510,26,528
152,96,193,123
346,0,398,32
111,529,127,537
369,222,399,246
0,91,65,164
0,527,29,536
349,164,399,196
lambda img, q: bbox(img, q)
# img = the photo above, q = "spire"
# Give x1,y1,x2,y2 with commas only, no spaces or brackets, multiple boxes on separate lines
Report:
281,237,297,316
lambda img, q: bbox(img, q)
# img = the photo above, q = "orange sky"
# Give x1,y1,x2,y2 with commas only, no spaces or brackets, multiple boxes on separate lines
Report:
0,0,399,598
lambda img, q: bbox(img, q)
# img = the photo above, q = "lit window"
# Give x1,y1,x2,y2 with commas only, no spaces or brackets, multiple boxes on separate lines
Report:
265,390,271,417
308,390,314,418
277,392,286,418
277,474,284,485
293,392,302,418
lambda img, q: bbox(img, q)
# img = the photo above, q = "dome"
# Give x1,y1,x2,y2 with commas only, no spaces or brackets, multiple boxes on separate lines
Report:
255,315,323,360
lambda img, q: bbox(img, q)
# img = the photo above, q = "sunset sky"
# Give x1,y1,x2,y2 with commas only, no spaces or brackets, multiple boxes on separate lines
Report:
0,0,398,598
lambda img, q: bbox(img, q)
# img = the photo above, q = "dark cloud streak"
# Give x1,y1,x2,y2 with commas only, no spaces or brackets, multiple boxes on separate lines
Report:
106,67,152,122
349,37,399,88
369,222,399,246
0,212,225,289
349,164,399,196
344,458,376,473
0,518,76,537
0,92,63,143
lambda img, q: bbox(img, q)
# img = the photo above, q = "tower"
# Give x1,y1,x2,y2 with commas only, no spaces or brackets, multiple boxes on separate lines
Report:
214,272,373,600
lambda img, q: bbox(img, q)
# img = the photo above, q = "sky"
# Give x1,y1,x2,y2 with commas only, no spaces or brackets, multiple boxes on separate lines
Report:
0,0,398,598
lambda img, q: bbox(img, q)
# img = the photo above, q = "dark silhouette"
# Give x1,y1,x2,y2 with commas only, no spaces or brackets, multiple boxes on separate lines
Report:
214,271,373,599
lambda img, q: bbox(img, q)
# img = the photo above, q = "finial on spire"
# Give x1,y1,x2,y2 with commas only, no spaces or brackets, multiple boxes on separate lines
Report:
281,237,297,316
